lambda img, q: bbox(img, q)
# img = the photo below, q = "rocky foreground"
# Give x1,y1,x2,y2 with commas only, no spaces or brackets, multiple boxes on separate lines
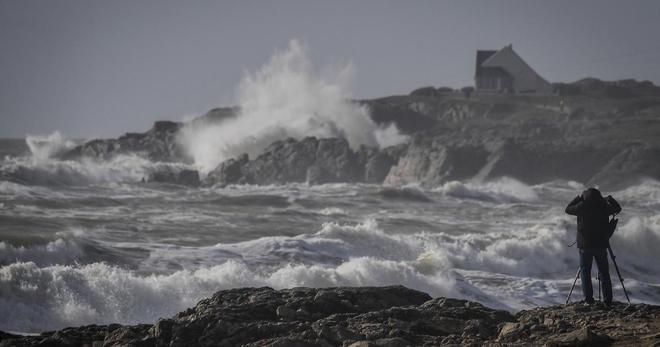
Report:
1,286,659,347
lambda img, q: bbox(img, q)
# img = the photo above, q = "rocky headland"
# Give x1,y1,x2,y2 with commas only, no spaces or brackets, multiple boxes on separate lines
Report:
53,78,660,190
1,286,658,347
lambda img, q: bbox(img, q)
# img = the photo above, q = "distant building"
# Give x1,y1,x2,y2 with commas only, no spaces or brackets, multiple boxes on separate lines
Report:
475,44,552,93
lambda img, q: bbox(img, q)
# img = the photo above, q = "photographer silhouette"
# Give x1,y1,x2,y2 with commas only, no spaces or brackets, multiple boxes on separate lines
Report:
565,188,621,305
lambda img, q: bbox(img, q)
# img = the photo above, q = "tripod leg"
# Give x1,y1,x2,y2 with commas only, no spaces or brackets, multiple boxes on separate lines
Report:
566,267,581,305
608,245,631,304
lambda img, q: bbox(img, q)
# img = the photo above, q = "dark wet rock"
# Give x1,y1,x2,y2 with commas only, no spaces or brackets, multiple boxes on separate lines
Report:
0,332,19,341
364,151,397,183
503,301,660,346
410,86,441,98
590,145,660,189
190,107,238,125
383,131,660,190
61,121,186,162
102,324,152,346
497,322,526,341
206,137,390,186
57,108,235,164
384,137,490,187
361,97,438,134
205,137,409,187
48,82,660,189
546,326,611,346
2,287,659,347
149,319,173,344
238,136,320,185
206,153,250,186
358,88,660,190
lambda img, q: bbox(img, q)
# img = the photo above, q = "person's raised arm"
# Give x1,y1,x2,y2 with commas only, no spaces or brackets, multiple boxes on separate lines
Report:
565,195,583,215
606,195,622,215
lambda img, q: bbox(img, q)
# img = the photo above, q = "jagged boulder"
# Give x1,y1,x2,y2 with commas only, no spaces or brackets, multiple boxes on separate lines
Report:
190,107,238,125
479,140,618,185
241,136,319,184
207,137,374,186
2,287,659,347
590,145,660,189
364,151,397,183
307,138,360,184
61,121,185,162
384,137,489,187
205,153,250,186
382,131,660,190
498,302,660,346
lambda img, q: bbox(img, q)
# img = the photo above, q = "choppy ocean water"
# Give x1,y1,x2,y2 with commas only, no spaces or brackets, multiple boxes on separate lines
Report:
1,138,659,333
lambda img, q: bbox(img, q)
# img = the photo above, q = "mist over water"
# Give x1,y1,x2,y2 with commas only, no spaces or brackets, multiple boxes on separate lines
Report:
179,40,407,174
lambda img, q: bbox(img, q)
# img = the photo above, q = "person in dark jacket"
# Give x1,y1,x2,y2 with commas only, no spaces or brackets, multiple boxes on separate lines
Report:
565,187,621,305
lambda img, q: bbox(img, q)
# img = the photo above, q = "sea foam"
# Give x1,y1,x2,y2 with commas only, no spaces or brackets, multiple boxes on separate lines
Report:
178,39,407,175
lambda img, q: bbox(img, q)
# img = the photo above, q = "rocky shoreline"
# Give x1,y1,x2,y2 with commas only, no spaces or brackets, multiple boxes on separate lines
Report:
1,286,658,346
47,79,660,190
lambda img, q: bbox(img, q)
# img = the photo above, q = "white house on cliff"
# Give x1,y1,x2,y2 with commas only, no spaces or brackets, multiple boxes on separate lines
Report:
475,45,552,93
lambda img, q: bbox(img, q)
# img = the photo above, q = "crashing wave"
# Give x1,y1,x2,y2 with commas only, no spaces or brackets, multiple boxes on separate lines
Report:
435,177,539,203
25,132,75,160
0,155,194,187
178,39,407,175
3,180,660,333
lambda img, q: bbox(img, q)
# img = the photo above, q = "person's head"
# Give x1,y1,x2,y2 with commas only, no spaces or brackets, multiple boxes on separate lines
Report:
582,187,603,203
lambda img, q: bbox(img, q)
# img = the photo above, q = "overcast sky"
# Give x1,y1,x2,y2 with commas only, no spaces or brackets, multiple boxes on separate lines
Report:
2,0,660,138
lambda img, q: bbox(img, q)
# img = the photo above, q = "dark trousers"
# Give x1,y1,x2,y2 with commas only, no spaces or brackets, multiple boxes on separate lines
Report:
579,248,612,303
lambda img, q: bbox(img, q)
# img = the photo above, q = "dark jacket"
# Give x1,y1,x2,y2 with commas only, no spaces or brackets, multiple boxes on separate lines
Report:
565,189,621,249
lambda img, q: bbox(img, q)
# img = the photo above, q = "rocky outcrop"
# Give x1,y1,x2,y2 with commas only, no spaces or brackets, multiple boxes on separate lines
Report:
555,77,660,98
2,286,659,347
202,87,660,189
206,153,250,185
205,137,404,186
500,301,660,346
590,145,660,189
49,81,660,188
375,87,660,189
61,121,186,162
384,137,490,187
189,107,238,125
383,135,660,190
383,136,630,188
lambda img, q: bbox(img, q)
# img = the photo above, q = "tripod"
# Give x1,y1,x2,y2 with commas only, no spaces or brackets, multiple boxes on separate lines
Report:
565,244,630,304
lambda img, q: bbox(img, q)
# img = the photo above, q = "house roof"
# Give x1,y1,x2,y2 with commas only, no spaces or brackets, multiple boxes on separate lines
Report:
481,45,551,85
483,46,530,74
475,50,497,77
478,66,512,79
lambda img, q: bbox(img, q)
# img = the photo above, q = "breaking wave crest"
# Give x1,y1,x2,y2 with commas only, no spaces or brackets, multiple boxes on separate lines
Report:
25,132,75,160
0,259,458,333
0,155,192,187
178,39,407,174
0,238,85,267
5,212,660,333
435,177,539,203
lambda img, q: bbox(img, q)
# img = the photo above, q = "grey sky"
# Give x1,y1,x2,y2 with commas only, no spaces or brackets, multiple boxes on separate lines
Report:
2,0,660,138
